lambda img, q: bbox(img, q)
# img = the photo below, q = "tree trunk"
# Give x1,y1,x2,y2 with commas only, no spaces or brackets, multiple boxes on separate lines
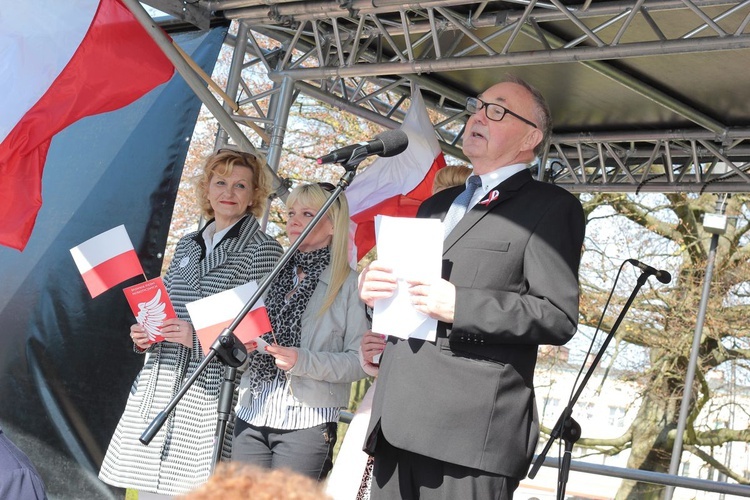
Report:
616,380,675,499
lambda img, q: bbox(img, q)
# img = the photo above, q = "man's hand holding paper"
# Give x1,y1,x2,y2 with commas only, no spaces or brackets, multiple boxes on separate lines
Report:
405,277,456,324
366,215,444,341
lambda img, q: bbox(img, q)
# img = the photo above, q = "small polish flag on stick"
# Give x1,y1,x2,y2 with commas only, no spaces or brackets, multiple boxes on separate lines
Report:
70,225,145,298
186,281,273,356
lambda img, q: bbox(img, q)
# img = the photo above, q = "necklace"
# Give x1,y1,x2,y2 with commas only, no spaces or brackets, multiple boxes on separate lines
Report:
284,265,306,303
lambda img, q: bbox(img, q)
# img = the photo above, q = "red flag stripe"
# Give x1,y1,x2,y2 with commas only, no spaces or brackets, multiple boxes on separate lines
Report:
81,249,143,298
195,308,273,356
353,153,446,261
346,87,446,263
0,0,174,251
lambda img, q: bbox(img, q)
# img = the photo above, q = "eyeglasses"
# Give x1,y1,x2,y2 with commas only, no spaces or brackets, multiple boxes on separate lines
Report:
465,97,538,129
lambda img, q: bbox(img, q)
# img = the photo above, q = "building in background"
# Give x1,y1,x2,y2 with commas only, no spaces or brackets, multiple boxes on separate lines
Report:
518,345,750,499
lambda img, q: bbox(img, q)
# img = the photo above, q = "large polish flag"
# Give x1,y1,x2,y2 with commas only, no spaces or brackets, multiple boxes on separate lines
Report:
0,0,174,251
186,282,273,356
346,87,447,263
70,225,145,298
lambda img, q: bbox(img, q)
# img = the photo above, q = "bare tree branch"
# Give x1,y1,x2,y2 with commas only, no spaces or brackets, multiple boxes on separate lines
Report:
685,445,750,485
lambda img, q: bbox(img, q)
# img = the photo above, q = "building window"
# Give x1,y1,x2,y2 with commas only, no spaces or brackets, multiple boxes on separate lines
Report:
584,402,595,421
608,406,626,427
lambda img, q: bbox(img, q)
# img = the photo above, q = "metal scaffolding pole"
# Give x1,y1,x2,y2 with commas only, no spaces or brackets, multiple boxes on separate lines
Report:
262,75,296,220
663,195,729,500
265,76,295,177
272,36,750,80
215,21,250,150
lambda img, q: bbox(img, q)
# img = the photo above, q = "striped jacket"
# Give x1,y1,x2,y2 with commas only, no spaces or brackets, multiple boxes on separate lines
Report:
99,216,282,495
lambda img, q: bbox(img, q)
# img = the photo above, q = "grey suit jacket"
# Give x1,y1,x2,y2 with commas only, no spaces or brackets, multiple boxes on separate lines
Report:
365,168,585,479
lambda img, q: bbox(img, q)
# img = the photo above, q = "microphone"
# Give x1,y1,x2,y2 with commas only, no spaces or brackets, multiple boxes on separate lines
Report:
627,259,672,284
316,130,409,165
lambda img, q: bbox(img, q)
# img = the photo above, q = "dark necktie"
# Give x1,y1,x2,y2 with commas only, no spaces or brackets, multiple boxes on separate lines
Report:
443,176,482,238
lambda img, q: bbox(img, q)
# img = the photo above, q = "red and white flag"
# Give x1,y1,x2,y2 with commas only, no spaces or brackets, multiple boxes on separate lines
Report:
346,87,446,263
70,225,145,298
0,0,174,251
186,282,273,356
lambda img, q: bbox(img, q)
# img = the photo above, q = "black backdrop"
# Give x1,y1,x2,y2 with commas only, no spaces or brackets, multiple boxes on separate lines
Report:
0,26,226,499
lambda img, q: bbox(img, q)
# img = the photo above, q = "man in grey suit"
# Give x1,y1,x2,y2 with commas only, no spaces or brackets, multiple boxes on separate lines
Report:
358,75,585,499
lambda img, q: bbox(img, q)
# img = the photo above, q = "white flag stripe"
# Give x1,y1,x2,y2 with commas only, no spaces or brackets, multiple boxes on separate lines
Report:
0,0,99,143
186,282,264,330
345,88,441,215
70,225,134,273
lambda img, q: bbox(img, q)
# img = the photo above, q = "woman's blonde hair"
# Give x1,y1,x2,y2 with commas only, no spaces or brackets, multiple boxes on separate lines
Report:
286,183,351,314
195,149,273,220
433,165,473,194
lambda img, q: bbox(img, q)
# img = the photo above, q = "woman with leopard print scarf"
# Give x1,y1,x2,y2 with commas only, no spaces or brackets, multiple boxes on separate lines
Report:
233,183,369,481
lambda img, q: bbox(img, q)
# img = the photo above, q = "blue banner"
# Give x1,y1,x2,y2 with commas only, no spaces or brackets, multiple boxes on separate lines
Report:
0,26,227,499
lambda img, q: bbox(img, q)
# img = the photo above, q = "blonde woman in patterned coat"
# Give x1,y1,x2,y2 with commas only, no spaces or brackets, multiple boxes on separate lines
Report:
99,150,283,498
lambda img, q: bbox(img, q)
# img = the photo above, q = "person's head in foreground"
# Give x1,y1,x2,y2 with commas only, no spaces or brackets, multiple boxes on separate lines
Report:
179,462,331,500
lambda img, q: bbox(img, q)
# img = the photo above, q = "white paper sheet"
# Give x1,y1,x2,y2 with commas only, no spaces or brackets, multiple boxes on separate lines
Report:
371,215,443,341
250,335,269,352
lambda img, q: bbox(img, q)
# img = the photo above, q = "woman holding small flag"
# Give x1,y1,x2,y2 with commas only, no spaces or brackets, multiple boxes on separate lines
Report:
99,149,283,497
232,182,369,481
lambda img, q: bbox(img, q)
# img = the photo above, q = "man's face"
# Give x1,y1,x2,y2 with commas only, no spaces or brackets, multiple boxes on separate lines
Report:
462,82,542,175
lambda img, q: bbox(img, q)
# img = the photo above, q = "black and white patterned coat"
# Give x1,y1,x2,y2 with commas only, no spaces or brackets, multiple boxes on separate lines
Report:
99,216,282,495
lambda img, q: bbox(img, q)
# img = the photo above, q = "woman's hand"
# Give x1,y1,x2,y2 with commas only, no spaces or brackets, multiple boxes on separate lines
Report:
361,330,386,365
160,318,194,348
264,344,299,371
130,324,151,351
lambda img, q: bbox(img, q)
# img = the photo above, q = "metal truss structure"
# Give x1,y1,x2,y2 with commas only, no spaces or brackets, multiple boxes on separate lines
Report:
142,0,750,193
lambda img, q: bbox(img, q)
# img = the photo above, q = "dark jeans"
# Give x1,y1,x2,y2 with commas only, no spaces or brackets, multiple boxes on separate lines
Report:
371,432,519,500
232,418,337,481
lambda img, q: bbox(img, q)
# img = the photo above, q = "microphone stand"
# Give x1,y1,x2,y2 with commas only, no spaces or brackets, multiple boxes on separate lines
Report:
140,157,363,469
528,270,653,499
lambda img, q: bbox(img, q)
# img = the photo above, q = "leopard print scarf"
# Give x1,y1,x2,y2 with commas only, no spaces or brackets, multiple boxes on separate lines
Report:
245,246,330,395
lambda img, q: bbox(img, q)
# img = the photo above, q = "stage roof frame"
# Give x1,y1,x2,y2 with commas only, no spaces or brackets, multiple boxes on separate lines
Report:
142,0,750,193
